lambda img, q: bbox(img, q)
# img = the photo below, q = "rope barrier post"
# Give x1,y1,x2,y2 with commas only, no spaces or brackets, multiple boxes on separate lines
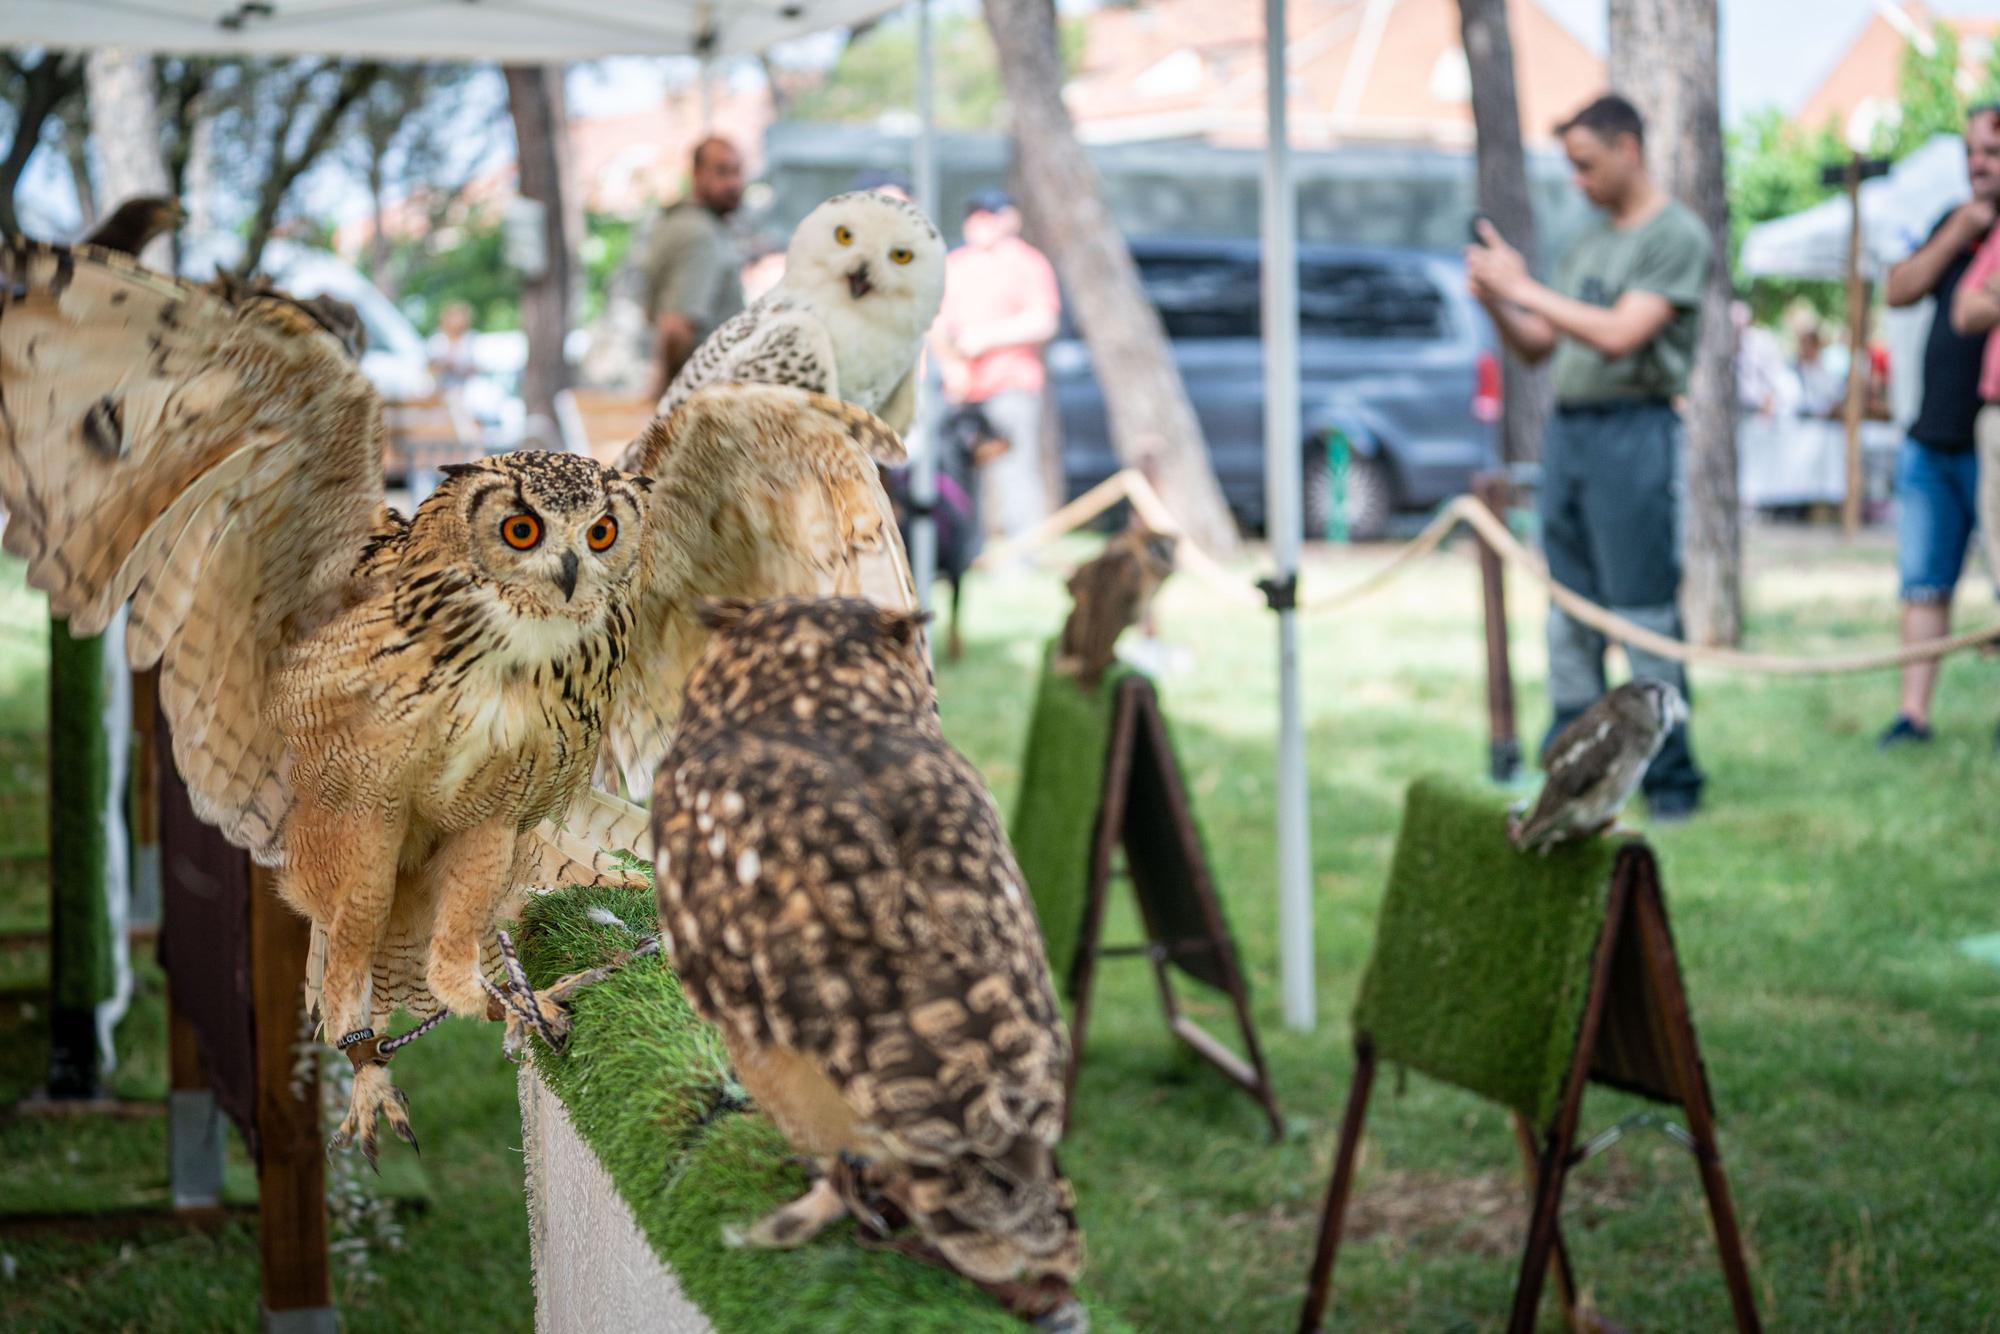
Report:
1472,473,1521,784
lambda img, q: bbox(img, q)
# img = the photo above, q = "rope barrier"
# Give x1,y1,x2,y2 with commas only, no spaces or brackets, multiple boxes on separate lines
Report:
962,468,2000,675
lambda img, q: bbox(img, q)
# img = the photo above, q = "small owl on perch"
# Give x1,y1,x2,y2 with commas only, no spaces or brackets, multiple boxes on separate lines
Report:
1510,680,1689,854
653,598,1084,1326
1054,525,1178,688
0,235,918,1163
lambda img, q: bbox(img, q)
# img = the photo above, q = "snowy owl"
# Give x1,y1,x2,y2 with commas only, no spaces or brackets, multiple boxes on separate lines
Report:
648,191,946,436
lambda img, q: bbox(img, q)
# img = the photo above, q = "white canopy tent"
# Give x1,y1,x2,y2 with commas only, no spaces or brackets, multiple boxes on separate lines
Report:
1739,134,1969,282
1,1,901,60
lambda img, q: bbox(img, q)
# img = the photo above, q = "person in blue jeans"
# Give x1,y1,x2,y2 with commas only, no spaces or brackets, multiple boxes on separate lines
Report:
1876,103,2000,748
1466,94,1709,818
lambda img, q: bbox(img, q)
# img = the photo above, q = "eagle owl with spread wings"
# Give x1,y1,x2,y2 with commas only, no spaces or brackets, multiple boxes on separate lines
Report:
0,235,917,1163
654,598,1083,1325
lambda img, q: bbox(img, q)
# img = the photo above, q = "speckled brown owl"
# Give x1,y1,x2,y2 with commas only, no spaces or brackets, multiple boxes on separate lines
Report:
0,239,919,1165
1054,524,1177,688
651,597,1083,1326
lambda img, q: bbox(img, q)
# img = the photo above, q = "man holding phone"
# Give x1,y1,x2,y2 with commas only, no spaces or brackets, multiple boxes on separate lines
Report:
1464,93,1711,821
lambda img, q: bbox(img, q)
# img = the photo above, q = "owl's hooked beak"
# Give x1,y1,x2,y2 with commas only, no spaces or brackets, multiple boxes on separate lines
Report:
555,549,580,602
846,262,873,299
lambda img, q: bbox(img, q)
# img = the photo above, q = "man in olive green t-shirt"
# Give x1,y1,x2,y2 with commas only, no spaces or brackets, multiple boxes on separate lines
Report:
640,136,747,399
1464,93,1710,820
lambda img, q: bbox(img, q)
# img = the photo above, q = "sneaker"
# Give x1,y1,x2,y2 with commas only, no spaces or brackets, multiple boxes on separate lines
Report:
1646,789,1699,824
1876,716,1934,750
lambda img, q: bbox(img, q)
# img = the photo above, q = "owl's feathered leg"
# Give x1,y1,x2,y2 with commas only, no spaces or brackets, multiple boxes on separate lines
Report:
423,816,521,1020
479,927,660,1058
722,1174,850,1249
287,798,411,1166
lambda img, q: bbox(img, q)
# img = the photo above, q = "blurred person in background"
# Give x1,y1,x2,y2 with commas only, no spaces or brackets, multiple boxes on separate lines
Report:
641,136,746,398
1465,93,1710,821
933,189,1061,545
1874,102,1999,748
426,301,479,397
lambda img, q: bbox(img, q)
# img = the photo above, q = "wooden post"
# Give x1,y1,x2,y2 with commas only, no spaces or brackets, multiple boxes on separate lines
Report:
1473,472,1521,782
167,989,224,1213
249,863,333,1333
130,669,161,929
1840,154,1867,537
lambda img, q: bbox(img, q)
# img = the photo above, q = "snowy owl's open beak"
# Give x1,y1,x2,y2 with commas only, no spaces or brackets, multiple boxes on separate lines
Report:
846,263,873,299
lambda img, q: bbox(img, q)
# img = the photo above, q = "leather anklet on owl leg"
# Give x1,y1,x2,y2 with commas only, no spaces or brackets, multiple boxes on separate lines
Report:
328,1029,419,1167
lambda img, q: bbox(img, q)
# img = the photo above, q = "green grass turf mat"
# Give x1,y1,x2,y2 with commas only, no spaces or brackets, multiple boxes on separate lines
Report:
1008,644,1139,990
1353,775,1623,1128
515,884,1131,1333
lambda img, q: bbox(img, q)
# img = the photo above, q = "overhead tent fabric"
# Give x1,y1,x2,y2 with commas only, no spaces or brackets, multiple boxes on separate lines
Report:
0,0,904,59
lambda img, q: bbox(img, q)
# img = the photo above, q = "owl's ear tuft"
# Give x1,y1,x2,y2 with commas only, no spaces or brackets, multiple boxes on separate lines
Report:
698,598,757,632
438,463,484,480
876,607,934,649
625,472,656,492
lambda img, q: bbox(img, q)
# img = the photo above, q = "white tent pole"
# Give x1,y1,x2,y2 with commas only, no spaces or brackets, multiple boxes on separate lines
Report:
1263,0,1314,1032
908,0,940,625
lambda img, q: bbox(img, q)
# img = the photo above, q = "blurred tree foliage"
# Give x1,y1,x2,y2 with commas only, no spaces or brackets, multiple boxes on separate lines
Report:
784,12,1086,129
392,210,636,335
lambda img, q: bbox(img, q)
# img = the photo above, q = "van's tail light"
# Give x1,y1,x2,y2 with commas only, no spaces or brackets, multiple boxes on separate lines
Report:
1473,350,1502,424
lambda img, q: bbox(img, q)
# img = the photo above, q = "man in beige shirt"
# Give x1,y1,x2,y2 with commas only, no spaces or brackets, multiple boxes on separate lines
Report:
640,136,746,397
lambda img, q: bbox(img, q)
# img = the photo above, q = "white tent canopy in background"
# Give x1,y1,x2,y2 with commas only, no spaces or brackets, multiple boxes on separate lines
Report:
1738,134,1969,282
0,0,902,60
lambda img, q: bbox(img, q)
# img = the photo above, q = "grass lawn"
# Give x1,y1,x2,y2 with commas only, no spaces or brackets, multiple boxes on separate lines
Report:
2,524,1997,1331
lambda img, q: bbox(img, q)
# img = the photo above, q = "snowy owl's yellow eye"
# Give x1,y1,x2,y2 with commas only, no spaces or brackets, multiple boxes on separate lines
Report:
834,225,854,246
889,247,914,265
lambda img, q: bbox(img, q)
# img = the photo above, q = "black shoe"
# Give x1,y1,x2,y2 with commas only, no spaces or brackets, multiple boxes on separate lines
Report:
1877,716,1934,749
1646,789,1699,824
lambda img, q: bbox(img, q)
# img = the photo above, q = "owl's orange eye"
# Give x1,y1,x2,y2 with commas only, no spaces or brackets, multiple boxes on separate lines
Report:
500,513,542,550
834,224,854,246
889,246,914,265
587,516,618,551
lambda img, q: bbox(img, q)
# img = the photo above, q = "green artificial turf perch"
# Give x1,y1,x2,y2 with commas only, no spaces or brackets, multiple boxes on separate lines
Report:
512,884,1132,1333
1007,644,1139,990
1353,775,1623,1129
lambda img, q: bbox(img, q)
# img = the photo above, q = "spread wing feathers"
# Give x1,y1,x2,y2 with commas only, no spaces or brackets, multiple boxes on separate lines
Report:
522,786,654,890
658,738,1077,1287
604,385,916,794
647,298,838,422
0,241,389,859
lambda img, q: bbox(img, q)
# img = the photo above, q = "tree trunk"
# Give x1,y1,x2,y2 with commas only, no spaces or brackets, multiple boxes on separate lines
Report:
983,0,1239,556
62,114,96,231
0,54,84,238
1609,0,1741,646
505,64,573,438
1457,0,1549,466
367,149,394,294
84,51,172,268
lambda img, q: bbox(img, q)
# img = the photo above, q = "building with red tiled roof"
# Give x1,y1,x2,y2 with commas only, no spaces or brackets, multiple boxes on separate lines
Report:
1063,0,1605,150
1795,1,1998,146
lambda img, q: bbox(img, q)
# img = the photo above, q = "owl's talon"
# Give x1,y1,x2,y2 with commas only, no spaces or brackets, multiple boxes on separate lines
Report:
726,1177,848,1249
330,1061,414,1170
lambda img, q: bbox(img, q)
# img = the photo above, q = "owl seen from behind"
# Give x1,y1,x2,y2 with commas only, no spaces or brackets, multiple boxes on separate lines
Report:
1510,679,1689,854
653,597,1084,1327
1054,524,1178,689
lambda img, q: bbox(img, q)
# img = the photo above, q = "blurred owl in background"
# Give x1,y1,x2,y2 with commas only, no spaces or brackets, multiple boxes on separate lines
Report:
653,597,1085,1328
1054,524,1178,688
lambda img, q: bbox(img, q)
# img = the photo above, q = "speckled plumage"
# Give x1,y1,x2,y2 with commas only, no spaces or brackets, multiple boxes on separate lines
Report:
652,598,1082,1321
0,239,920,1161
1511,680,1688,854
648,192,946,436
